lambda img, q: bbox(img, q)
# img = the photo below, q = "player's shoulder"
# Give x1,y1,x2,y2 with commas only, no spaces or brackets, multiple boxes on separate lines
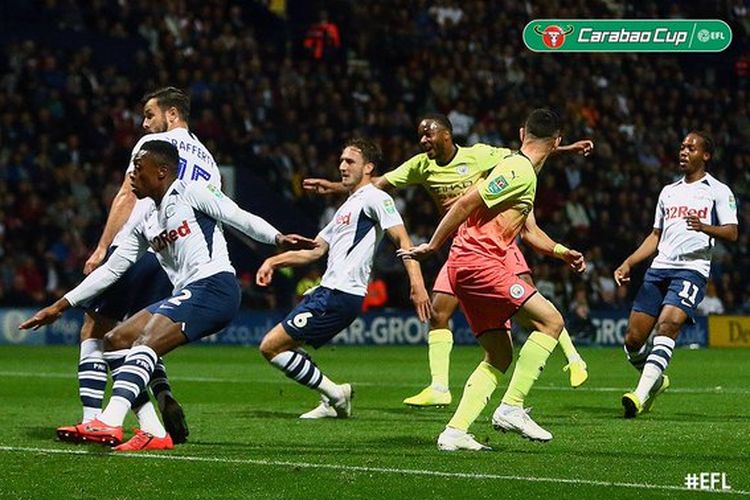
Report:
465,142,511,156
130,133,158,155
360,184,398,213
660,177,684,194
702,173,733,194
361,183,393,202
183,179,223,198
498,151,534,172
400,152,430,168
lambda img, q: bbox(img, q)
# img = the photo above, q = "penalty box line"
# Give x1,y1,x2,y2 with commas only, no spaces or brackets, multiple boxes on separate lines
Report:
0,445,747,495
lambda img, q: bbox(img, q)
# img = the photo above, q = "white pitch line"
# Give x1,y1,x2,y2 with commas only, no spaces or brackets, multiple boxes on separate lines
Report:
0,370,747,395
0,445,746,495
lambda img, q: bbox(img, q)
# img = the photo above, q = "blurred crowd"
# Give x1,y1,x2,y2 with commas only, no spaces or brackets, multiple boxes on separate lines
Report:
1,0,748,324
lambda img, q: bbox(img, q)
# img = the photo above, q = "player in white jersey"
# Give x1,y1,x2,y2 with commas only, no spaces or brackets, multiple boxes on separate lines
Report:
74,87,219,445
255,139,431,419
20,140,316,450
614,131,738,418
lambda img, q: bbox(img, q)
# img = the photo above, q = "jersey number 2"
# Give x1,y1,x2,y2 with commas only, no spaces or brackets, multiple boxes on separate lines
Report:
678,280,699,306
168,289,193,306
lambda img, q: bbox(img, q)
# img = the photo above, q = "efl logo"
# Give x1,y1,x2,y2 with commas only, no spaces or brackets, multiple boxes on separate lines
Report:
524,19,732,53
533,24,574,49
486,175,509,195
151,220,192,251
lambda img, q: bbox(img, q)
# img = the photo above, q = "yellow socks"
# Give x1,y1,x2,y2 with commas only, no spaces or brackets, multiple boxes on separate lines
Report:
502,332,558,407
428,329,453,390
448,361,502,431
557,327,581,362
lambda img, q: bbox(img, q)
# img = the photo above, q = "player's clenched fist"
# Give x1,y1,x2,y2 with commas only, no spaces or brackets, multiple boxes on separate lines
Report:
256,259,275,287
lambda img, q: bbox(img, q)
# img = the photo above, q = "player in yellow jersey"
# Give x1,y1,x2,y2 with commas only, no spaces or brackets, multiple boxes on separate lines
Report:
400,108,570,449
304,114,592,407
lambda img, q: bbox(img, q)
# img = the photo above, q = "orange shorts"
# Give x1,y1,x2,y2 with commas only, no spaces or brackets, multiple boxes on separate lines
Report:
447,262,536,336
506,242,531,276
434,243,530,296
432,261,454,296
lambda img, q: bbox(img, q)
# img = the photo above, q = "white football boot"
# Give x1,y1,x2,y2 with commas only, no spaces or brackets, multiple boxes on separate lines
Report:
492,403,552,442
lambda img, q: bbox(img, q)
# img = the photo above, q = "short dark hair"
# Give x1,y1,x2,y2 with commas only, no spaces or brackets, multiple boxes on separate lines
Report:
419,113,453,134
345,138,383,172
140,140,180,173
524,108,561,139
691,130,715,158
143,86,190,120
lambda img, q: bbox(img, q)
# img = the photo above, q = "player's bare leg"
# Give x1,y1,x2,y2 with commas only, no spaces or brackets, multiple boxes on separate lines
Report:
438,329,512,451
260,324,353,419
518,273,588,388
622,307,682,418
403,292,458,407
493,293,564,442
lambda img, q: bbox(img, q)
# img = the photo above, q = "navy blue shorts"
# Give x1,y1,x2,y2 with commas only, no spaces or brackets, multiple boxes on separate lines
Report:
87,249,173,321
632,268,707,322
147,272,241,342
282,286,363,348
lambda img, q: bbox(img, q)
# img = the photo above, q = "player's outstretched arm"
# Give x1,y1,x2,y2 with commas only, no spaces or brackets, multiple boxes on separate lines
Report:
685,217,738,242
18,235,143,330
521,211,586,272
188,184,317,250
275,234,319,251
398,186,482,261
256,238,329,286
303,175,393,195
19,297,71,330
302,178,346,195
84,175,137,274
386,224,431,322
614,228,661,285
554,139,594,156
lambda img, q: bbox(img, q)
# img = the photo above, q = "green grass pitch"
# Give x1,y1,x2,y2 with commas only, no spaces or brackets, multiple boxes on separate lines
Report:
0,345,747,498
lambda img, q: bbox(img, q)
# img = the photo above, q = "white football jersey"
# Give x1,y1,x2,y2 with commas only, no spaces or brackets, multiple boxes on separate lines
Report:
319,184,403,296
651,173,738,278
113,127,221,247
66,180,280,306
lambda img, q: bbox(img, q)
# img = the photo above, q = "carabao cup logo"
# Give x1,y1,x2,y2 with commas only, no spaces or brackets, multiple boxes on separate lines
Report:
533,25,574,49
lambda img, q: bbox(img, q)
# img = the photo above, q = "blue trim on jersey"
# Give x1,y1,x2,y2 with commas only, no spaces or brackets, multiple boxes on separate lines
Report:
194,209,216,257
710,199,718,225
346,210,375,256
709,199,718,249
